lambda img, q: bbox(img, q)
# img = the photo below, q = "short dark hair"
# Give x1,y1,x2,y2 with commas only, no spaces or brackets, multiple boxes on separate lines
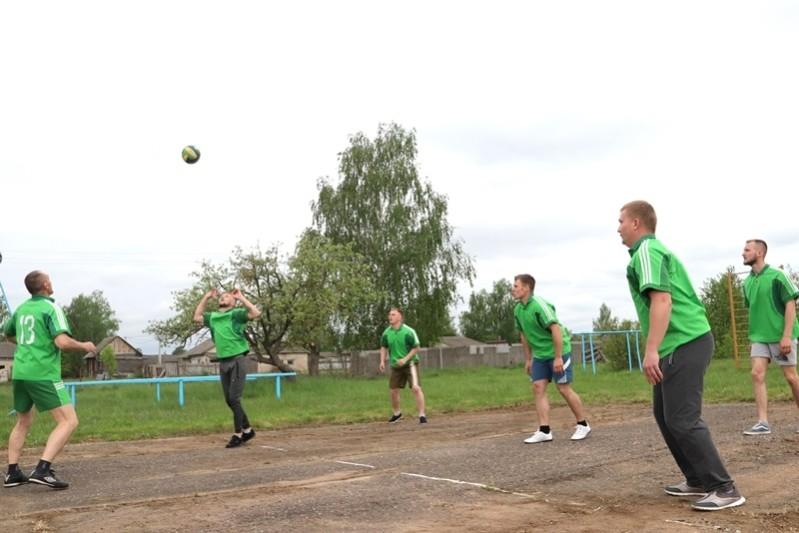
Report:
24,271,48,295
514,274,536,292
746,239,768,256
389,307,403,317
621,200,657,232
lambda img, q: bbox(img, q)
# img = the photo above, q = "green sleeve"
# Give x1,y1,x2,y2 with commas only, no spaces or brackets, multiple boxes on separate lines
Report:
634,247,671,294
2,314,15,337
233,308,249,324
742,281,750,309
406,329,420,350
203,312,211,328
777,272,799,304
380,332,389,348
47,305,71,337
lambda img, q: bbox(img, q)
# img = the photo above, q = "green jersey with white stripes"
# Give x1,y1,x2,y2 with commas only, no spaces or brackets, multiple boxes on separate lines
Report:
626,235,710,358
2,295,72,380
514,295,572,359
744,264,799,342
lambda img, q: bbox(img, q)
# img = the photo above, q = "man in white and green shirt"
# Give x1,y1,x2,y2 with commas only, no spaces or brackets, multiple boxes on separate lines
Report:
3,271,96,490
512,274,590,443
379,307,426,424
740,239,799,436
619,200,744,511
194,288,262,448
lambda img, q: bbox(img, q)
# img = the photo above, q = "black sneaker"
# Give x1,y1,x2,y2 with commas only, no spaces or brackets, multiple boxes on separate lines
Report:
388,413,402,423
226,435,244,448
3,469,28,488
241,429,256,443
28,469,69,490
419,416,428,424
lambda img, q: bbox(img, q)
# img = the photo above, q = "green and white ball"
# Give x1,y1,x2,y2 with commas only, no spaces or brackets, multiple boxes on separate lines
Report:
181,145,201,164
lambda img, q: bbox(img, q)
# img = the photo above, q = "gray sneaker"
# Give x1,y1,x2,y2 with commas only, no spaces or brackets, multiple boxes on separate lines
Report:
692,485,745,511
664,480,707,497
743,421,771,435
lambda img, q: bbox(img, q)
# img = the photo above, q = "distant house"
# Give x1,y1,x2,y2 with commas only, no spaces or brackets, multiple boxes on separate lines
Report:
0,341,14,382
84,336,145,377
433,336,487,348
176,340,307,375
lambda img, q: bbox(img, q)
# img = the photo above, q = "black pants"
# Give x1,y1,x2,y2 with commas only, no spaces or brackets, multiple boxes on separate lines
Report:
653,332,733,492
220,354,250,433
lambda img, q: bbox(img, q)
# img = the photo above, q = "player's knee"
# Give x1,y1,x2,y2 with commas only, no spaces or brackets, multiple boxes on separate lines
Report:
784,372,799,388
663,414,695,436
751,368,766,383
16,414,33,430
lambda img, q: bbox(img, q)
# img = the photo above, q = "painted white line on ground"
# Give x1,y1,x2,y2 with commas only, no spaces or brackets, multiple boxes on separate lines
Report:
259,445,287,452
401,472,538,498
334,460,376,469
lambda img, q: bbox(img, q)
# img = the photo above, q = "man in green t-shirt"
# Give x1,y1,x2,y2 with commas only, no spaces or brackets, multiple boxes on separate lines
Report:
379,307,427,424
194,288,262,448
512,274,590,443
740,239,799,436
3,271,96,490
619,200,744,511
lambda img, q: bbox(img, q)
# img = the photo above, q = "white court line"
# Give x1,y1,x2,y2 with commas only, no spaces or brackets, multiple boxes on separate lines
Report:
401,472,538,498
334,460,376,469
259,445,287,452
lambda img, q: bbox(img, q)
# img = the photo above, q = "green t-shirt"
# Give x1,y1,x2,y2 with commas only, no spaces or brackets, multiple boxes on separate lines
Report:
514,295,572,360
380,324,420,368
743,265,799,342
626,235,710,357
203,308,250,358
2,295,71,381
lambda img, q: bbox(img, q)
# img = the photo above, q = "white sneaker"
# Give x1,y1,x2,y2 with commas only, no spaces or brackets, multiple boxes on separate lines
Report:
570,424,591,441
524,430,553,443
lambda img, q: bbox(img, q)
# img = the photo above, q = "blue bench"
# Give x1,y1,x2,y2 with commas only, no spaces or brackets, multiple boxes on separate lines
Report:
63,372,297,407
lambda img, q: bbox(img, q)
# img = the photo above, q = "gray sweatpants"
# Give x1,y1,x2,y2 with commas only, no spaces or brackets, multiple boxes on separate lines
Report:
653,332,733,492
220,354,250,433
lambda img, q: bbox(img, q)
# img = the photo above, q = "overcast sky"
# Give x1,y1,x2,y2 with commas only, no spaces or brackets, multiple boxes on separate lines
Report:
2,1,798,353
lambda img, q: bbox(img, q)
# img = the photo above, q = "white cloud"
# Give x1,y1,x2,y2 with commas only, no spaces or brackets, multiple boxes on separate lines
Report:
2,1,798,352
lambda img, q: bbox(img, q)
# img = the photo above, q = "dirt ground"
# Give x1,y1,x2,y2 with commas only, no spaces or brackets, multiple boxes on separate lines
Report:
3,402,799,532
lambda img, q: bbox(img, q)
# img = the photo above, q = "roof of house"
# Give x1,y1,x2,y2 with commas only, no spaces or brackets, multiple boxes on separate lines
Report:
433,336,486,348
84,336,144,360
181,339,216,359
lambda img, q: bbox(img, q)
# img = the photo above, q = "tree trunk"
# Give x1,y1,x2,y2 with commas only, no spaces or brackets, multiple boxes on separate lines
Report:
307,343,320,376
252,350,295,374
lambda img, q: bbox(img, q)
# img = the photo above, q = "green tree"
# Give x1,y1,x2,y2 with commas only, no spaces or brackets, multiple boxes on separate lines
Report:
312,123,474,348
459,279,516,344
591,304,640,370
699,266,746,359
62,291,120,377
592,303,619,332
146,232,375,375
284,230,376,374
99,345,117,375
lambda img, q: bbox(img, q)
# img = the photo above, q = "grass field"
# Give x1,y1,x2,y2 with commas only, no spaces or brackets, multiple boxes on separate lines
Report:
1,358,794,446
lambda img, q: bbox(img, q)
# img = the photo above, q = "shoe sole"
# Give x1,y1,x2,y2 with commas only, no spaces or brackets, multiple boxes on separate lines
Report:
523,438,553,444
3,482,28,488
743,431,771,435
665,489,708,497
570,431,591,441
692,496,746,511
28,478,68,490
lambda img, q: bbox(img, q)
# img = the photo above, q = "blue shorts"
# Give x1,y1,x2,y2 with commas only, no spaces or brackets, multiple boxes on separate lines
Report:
531,353,574,384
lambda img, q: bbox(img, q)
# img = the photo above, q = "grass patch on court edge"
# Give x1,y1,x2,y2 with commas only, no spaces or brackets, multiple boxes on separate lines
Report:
0,358,785,445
